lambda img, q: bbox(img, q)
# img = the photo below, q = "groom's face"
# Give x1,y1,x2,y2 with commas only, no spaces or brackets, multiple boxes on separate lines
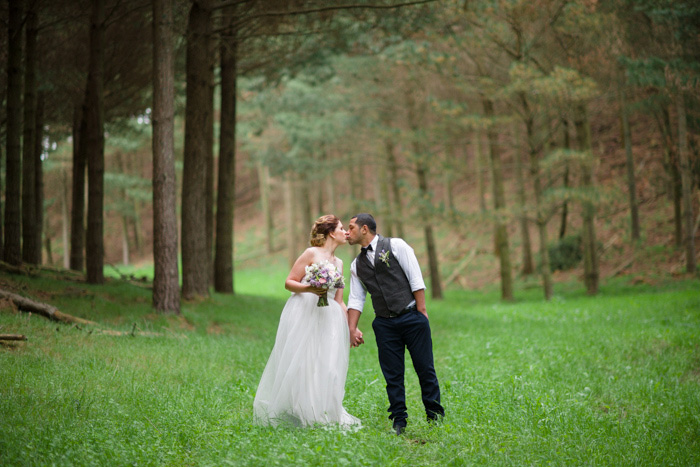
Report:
346,218,362,245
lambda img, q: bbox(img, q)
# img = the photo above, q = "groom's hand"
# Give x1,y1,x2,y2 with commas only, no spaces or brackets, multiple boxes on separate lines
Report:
350,328,364,348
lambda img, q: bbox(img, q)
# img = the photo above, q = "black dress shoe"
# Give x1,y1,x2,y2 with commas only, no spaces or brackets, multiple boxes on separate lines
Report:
393,422,406,435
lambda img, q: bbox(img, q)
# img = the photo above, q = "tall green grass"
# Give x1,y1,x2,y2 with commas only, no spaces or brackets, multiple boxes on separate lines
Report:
1,267,699,466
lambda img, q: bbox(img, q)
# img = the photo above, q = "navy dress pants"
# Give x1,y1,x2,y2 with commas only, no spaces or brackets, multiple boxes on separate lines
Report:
372,309,444,425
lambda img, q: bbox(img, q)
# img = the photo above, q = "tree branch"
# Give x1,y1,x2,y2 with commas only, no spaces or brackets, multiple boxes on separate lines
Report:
0,289,98,326
231,0,436,27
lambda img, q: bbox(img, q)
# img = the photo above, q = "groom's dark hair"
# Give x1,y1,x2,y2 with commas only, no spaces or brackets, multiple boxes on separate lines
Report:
352,213,377,234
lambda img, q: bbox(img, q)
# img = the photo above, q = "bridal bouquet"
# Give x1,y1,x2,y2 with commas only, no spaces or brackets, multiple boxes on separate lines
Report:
303,260,345,307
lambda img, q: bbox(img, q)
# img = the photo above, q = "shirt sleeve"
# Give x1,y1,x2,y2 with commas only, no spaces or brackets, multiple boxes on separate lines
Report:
347,258,368,312
391,238,426,292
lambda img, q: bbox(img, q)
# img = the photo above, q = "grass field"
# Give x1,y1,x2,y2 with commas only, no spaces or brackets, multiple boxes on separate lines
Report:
1,264,699,466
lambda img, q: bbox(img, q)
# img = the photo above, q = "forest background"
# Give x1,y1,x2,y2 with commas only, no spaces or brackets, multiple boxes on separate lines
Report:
1,1,700,465
0,0,699,312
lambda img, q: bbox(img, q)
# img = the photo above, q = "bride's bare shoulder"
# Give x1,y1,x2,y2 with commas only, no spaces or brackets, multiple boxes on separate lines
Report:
293,247,316,265
302,247,324,263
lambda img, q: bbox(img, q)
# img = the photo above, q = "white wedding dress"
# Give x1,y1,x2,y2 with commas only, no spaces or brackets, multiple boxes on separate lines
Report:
253,284,361,428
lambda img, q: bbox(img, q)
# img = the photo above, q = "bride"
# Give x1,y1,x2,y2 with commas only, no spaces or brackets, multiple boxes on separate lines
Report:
253,215,361,428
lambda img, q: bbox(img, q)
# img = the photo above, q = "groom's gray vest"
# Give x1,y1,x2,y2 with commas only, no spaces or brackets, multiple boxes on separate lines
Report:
356,235,415,318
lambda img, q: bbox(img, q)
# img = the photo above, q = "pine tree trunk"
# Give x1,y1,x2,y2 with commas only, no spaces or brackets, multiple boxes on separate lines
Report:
521,95,552,300
214,24,237,294
44,216,52,266
70,104,87,271
559,118,571,239
205,31,215,288
416,161,443,299
574,104,599,295
484,99,513,301
326,150,336,215
4,0,23,266
256,161,273,254
444,143,456,215
0,67,4,261
182,0,213,299
121,216,129,265
131,199,142,254
284,173,298,268
316,152,325,215
85,0,106,284
406,89,442,299
386,140,404,238
512,123,534,275
657,107,683,246
378,142,392,236
22,9,39,265
474,130,487,214
300,173,313,234
62,168,70,269
618,84,640,241
152,0,180,313
116,152,130,265
34,92,45,264
676,95,697,275
0,142,3,262
125,152,142,256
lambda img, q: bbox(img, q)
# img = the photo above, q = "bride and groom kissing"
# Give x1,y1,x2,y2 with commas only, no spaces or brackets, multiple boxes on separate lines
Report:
253,213,445,435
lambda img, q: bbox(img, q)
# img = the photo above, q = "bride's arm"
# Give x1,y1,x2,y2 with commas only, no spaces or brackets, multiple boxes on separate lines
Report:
285,248,325,295
334,259,346,308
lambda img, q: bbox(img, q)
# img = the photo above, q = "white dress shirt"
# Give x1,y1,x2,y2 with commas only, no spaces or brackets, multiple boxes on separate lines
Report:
347,235,426,313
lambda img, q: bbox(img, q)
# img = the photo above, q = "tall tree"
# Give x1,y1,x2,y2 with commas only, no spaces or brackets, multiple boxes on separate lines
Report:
520,91,553,300
152,0,180,313
512,123,535,275
386,136,405,238
558,118,571,239
4,0,23,266
405,86,443,299
85,0,106,284
182,0,214,299
214,7,238,294
676,94,697,275
70,105,87,271
34,92,45,263
22,7,40,264
618,76,641,241
484,98,513,301
574,104,600,295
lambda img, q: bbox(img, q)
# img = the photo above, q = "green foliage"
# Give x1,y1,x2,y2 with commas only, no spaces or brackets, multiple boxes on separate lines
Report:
105,115,152,153
240,67,355,178
547,234,583,271
503,63,599,105
1,268,700,466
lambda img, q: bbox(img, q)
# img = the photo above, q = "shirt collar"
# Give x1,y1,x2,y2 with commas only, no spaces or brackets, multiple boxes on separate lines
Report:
368,235,379,251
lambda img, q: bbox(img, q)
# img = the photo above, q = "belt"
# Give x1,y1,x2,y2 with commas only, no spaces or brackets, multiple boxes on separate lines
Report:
387,303,417,318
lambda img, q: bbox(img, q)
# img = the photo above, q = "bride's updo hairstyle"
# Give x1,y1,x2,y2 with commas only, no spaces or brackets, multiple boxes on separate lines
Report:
310,214,340,247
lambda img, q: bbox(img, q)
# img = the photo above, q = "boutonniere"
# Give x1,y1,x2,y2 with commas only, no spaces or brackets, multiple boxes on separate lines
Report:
379,249,391,267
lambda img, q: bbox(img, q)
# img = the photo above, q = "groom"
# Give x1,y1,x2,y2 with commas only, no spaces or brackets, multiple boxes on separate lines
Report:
346,213,445,435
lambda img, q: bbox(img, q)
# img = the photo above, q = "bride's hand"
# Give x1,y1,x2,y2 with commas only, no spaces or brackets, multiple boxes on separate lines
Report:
350,328,364,348
306,285,327,296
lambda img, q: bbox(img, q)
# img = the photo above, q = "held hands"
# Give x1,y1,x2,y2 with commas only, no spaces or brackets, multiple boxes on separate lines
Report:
350,328,364,348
